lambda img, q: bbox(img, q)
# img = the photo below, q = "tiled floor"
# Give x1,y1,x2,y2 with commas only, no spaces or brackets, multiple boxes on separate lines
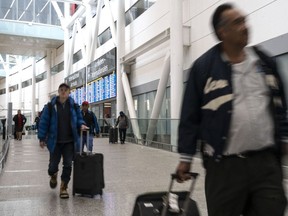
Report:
0,135,207,216
1,135,288,216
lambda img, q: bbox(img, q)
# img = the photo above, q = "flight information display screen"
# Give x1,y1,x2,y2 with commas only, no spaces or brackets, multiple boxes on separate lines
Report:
70,86,86,105
87,71,116,103
70,72,116,105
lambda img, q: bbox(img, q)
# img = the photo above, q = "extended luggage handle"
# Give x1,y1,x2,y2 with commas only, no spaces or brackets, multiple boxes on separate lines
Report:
161,172,199,216
171,172,199,180
80,128,90,155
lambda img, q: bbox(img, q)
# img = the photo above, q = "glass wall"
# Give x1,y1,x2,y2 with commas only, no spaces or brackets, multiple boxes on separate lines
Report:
124,86,171,150
0,0,63,26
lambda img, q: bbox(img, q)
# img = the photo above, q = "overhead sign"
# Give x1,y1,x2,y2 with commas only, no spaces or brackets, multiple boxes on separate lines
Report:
87,48,116,82
65,67,86,89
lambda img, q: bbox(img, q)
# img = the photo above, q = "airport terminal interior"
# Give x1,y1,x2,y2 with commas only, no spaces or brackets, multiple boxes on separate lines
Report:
1,0,288,215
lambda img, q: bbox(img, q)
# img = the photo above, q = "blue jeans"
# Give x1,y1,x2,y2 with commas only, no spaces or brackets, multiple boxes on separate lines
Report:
48,142,74,184
82,134,93,152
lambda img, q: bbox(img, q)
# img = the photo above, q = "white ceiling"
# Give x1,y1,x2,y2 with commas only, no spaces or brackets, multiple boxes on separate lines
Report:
0,33,63,58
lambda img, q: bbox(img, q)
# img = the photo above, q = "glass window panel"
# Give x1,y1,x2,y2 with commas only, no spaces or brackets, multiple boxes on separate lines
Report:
9,84,18,92
98,28,112,46
36,1,50,24
73,50,82,64
51,61,64,75
35,0,47,23
9,0,18,20
36,71,47,83
0,0,12,18
17,0,26,20
50,2,63,26
22,78,32,88
0,88,6,95
19,0,34,22
276,53,288,108
125,0,156,26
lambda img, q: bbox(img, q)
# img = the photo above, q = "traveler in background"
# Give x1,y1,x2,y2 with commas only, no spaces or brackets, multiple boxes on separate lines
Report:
13,109,27,140
115,111,129,144
38,83,88,199
81,101,100,152
103,113,111,127
103,113,113,134
34,111,41,132
176,3,287,216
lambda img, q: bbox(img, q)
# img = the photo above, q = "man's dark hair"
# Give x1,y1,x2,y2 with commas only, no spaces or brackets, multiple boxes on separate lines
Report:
212,3,234,40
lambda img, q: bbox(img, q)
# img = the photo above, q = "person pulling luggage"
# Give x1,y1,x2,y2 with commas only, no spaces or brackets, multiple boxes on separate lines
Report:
81,101,100,152
115,111,129,144
38,83,88,199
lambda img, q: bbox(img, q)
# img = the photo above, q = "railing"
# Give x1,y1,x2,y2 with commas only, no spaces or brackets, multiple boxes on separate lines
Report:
0,138,10,174
98,118,178,152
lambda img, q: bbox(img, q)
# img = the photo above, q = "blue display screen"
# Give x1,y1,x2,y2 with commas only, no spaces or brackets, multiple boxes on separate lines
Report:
70,72,116,105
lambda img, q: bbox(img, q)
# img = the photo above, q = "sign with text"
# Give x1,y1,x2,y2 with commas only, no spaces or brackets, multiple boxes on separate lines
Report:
65,67,86,89
87,48,116,82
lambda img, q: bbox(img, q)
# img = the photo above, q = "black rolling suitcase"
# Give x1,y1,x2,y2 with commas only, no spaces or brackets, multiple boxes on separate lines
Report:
132,172,200,216
109,127,118,143
72,130,105,197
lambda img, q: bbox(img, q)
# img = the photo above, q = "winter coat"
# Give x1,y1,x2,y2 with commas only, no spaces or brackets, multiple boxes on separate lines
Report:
37,96,85,153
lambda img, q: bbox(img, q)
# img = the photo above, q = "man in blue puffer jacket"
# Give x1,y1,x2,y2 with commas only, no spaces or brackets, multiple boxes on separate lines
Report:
38,83,88,199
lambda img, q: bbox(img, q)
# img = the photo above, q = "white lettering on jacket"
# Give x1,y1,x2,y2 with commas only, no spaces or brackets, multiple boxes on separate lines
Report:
202,94,233,111
265,74,279,90
204,77,228,94
202,77,232,111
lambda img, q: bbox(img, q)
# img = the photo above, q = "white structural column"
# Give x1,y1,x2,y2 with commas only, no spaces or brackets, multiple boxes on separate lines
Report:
116,0,125,114
90,0,103,62
0,54,10,109
18,56,23,110
121,73,142,141
5,69,9,111
46,49,52,101
170,0,183,149
104,0,117,46
63,2,72,78
85,2,93,65
66,23,77,76
146,53,170,144
31,58,36,122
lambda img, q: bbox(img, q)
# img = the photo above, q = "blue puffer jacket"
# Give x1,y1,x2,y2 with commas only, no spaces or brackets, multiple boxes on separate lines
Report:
38,96,85,153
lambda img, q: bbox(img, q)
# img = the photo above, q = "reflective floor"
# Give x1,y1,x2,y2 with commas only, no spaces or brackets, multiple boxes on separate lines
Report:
1,135,288,216
0,135,207,216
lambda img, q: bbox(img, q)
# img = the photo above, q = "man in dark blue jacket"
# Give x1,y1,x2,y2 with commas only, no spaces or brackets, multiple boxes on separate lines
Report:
81,101,100,152
176,3,287,216
38,83,88,199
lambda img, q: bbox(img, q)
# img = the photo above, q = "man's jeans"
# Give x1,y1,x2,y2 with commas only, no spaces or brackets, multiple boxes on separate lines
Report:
119,128,127,142
48,142,74,184
82,134,93,152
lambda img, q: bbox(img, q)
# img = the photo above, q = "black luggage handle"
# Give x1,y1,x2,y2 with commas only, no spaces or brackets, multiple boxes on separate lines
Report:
171,172,199,180
161,172,199,216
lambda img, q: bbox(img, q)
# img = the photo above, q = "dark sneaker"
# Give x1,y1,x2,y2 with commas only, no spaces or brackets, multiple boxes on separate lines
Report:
60,181,69,199
49,173,58,189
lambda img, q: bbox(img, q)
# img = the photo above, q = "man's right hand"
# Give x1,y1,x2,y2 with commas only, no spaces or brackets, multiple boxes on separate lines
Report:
39,141,46,149
176,161,192,183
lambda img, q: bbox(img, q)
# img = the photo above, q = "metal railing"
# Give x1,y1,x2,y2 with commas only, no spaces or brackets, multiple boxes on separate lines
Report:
98,118,178,152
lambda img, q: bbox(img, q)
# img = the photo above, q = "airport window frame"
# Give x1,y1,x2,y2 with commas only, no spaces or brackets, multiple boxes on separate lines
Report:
36,71,47,83
125,0,156,26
